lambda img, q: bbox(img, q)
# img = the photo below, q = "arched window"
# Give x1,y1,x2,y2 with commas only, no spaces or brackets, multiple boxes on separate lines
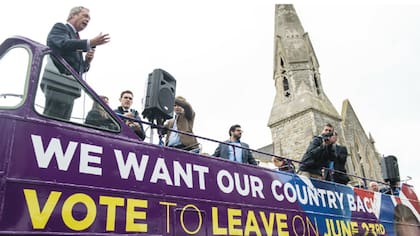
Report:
0,46,30,108
282,76,290,97
313,73,320,95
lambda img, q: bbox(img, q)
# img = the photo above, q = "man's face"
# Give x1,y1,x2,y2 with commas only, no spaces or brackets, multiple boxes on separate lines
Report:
322,126,333,135
371,183,379,192
119,93,133,109
231,128,242,139
71,8,91,32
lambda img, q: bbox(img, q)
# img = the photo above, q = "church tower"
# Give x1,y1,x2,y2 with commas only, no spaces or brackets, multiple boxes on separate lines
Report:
268,4,341,160
266,4,383,185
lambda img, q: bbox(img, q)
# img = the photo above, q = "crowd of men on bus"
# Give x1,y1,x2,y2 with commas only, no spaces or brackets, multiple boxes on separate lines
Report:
82,88,353,188
45,6,388,191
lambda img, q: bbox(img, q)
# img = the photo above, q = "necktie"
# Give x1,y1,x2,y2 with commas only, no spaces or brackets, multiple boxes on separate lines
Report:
75,32,80,39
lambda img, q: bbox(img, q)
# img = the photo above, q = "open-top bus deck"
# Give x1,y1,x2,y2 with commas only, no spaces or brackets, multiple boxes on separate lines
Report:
0,36,419,235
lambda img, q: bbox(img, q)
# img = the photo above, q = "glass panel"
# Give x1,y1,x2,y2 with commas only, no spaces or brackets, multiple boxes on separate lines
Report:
0,47,29,108
34,54,120,132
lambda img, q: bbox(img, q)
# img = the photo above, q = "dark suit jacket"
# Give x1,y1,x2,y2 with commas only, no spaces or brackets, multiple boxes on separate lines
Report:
164,99,198,149
114,107,146,141
330,145,350,185
299,136,334,175
47,23,90,75
212,140,258,165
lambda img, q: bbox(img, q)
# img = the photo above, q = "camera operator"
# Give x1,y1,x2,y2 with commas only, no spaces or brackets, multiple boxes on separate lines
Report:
298,123,336,180
324,131,350,185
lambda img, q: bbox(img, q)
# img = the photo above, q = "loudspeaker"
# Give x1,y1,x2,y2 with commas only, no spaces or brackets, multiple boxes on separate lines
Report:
381,155,400,183
142,69,176,121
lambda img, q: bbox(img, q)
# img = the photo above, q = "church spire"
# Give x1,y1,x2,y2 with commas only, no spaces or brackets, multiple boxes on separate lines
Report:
268,4,341,159
269,4,340,128
260,4,382,183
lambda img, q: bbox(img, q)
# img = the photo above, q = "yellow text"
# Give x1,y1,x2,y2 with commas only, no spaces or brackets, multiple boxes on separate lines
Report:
23,189,147,232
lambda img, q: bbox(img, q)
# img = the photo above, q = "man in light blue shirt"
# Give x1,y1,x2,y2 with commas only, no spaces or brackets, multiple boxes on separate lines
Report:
212,124,258,165
228,141,243,163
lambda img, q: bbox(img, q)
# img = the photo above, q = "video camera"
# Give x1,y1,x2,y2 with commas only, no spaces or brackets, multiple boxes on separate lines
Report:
321,132,334,141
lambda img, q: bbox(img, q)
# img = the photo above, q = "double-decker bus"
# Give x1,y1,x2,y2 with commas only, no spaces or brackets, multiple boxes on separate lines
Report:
0,36,419,235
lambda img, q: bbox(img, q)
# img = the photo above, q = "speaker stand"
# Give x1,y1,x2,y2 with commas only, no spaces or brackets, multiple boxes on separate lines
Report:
149,123,154,144
149,118,165,146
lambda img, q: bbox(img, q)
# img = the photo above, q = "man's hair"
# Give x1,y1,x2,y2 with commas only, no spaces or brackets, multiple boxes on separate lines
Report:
229,124,241,136
120,90,134,98
67,6,88,21
325,123,334,131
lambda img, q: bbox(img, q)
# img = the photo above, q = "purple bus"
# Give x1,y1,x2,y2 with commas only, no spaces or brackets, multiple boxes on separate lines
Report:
0,36,419,235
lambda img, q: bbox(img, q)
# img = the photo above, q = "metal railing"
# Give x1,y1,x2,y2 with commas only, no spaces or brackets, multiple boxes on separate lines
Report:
124,116,397,193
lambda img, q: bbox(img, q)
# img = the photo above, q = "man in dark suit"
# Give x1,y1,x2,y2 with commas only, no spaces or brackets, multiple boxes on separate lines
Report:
325,131,350,185
42,6,110,119
213,124,258,165
298,123,335,179
47,6,110,75
114,90,146,141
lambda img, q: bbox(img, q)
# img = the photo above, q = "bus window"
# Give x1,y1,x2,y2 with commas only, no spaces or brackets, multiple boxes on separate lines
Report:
0,46,30,108
34,54,120,132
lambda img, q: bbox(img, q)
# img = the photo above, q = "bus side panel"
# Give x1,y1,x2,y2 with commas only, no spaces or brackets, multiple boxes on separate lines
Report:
0,179,401,236
3,117,420,235
0,117,13,173
0,117,15,221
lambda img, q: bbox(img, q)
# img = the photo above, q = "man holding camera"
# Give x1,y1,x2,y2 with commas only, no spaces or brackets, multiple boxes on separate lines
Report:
298,123,336,179
324,131,351,185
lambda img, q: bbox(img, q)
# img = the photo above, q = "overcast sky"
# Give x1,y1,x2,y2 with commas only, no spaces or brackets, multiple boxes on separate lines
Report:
1,0,419,194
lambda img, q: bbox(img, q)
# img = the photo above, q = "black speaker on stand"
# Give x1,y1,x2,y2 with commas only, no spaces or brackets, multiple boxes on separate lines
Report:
142,69,176,144
381,155,401,194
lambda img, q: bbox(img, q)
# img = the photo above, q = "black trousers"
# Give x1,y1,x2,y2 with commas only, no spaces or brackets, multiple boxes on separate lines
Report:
43,90,76,120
